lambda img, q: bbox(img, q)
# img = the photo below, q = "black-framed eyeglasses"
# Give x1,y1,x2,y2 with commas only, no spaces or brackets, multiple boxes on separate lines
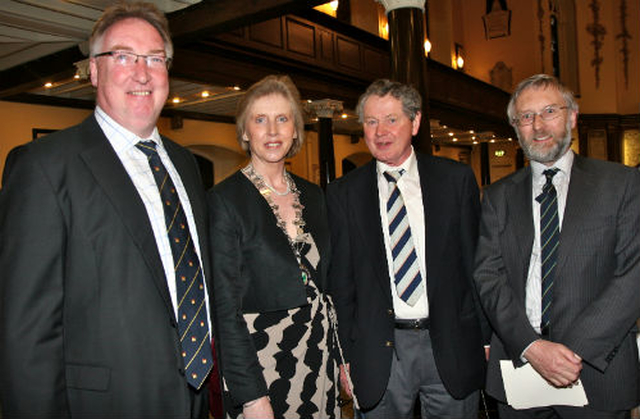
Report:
93,50,172,69
514,105,568,126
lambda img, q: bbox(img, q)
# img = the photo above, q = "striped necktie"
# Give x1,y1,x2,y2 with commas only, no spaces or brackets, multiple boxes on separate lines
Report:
536,168,560,334
385,169,424,306
136,141,213,389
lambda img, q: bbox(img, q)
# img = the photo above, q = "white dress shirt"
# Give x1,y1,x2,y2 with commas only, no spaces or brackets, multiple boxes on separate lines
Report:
377,148,429,319
95,107,212,331
525,150,574,333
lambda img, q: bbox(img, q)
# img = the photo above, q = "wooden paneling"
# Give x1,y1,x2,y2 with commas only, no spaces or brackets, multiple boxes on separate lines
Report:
249,19,283,48
286,18,315,58
336,36,361,70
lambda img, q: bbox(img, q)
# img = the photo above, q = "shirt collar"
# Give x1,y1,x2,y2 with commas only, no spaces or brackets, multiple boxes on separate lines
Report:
94,106,162,153
376,147,417,178
530,149,574,182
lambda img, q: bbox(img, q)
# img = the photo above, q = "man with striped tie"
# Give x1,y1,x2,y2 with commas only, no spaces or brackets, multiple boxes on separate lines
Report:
327,79,489,418
474,74,640,419
0,3,270,418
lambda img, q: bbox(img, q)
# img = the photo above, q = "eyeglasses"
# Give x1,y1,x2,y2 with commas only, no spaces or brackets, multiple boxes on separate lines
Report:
514,105,568,126
93,50,172,69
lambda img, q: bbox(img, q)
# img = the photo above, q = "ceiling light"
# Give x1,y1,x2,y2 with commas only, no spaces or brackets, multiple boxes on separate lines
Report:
44,82,53,88
201,91,210,98
172,97,181,104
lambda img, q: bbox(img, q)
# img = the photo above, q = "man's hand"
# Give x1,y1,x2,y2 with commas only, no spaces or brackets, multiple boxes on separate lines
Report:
524,340,582,387
243,396,274,419
339,363,352,398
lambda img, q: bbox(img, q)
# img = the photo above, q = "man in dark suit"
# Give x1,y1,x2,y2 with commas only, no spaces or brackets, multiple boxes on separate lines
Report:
327,79,488,418
0,3,270,418
474,74,640,419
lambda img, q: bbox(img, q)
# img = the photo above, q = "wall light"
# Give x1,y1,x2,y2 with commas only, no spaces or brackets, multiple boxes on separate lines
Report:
454,43,465,71
424,38,432,56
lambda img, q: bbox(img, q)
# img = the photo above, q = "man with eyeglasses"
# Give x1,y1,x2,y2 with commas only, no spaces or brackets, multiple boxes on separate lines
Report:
474,73,640,419
0,2,271,418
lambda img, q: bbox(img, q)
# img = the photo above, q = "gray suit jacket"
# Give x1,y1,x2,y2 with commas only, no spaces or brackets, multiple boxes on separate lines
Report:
474,153,640,410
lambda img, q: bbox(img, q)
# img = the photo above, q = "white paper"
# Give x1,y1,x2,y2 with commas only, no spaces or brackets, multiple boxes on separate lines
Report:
500,360,588,409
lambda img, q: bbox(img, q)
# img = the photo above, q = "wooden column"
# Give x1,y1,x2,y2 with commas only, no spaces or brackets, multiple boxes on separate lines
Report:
306,99,343,188
379,0,431,155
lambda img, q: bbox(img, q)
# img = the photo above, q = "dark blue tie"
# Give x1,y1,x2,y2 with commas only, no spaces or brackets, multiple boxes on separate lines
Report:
136,141,212,389
536,168,560,334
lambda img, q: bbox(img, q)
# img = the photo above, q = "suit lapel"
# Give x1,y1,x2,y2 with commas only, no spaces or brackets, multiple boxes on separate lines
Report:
418,156,444,300
507,168,535,289
79,118,174,317
357,162,392,300
164,139,211,278
556,155,593,274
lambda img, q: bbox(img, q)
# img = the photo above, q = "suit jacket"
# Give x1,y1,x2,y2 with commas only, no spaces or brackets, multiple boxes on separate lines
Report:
326,153,488,409
0,116,219,418
207,170,330,406
474,154,640,410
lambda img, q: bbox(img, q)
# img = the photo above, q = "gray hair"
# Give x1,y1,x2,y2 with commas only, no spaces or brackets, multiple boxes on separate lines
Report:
356,79,422,123
90,1,173,61
507,74,578,126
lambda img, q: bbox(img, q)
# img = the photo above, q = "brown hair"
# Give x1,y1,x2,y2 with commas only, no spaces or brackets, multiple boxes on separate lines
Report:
235,75,305,158
89,1,173,60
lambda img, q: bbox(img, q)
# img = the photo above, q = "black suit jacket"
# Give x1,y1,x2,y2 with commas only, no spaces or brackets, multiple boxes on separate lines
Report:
474,154,640,410
326,153,488,409
207,170,330,406
0,116,221,418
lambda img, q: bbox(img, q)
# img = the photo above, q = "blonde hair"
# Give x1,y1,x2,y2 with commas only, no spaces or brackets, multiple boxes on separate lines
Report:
235,75,305,158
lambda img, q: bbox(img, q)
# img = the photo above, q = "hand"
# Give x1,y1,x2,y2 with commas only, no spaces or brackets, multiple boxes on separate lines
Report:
242,396,274,419
524,340,582,387
339,363,352,398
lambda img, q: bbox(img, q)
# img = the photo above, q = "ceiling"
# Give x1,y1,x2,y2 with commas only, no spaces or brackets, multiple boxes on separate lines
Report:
0,0,508,146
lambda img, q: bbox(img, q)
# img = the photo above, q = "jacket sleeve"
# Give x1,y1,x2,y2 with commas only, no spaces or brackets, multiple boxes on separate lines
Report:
0,147,70,417
207,188,268,407
562,168,640,372
459,167,492,345
325,181,356,363
473,187,540,363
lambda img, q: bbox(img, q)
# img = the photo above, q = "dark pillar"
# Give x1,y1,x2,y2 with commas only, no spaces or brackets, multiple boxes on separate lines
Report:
306,99,343,188
480,142,491,186
336,0,351,24
382,0,431,155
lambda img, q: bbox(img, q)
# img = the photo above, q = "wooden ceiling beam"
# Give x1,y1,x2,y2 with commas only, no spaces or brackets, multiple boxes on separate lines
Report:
169,0,328,44
0,0,327,97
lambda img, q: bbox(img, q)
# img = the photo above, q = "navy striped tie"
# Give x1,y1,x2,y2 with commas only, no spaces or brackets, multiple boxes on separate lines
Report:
136,141,213,389
385,170,424,306
536,168,560,334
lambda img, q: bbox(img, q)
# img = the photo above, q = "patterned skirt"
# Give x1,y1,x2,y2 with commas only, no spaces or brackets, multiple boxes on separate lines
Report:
230,278,339,418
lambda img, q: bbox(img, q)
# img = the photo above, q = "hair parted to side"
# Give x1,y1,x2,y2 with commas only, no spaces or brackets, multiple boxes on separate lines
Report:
356,79,422,123
235,75,305,158
89,1,173,60
507,74,579,126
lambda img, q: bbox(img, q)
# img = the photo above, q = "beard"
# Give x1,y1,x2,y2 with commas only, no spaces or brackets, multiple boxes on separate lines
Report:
517,117,573,164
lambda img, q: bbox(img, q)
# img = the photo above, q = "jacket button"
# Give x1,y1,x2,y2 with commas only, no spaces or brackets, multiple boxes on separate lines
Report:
387,309,394,316
385,341,394,347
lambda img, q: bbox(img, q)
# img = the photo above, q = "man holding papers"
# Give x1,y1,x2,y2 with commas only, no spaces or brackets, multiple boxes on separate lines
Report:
474,74,640,419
